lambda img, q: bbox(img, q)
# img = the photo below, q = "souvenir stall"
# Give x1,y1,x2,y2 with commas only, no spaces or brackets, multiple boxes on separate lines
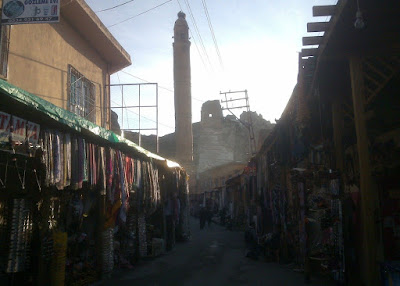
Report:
288,161,344,283
0,82,187,286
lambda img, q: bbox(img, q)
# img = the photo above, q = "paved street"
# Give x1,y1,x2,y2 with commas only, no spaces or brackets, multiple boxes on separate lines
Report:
99,218,336,286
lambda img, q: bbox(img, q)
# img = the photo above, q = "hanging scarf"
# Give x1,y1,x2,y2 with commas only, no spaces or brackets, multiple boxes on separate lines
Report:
53,132,61,187
71,136,79,190
77,138,84,189
83,139,88,183
106,148,114,201
64,133,71,187
99,147,106,195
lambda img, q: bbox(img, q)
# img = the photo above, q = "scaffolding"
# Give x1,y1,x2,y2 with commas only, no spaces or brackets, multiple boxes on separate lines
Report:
109,83,159,153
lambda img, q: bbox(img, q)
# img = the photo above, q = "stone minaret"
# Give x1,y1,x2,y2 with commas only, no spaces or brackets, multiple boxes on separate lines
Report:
173,11,193,168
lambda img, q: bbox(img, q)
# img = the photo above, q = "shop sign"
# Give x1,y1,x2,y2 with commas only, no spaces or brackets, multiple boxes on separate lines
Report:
11,115,27,142
0,112,40,144
0,111,11,142
26,121,40,144
1,0,60,25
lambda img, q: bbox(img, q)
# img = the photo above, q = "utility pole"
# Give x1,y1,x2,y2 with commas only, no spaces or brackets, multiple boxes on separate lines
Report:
220,90,257,156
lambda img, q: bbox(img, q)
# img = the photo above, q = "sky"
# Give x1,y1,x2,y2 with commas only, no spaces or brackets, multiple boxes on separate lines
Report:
85,0,337,136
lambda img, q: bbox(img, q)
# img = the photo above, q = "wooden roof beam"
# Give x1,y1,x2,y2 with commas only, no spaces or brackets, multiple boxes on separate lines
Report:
301,48,318,57
307,22,329,33
302,36,323,46
313,5,336,17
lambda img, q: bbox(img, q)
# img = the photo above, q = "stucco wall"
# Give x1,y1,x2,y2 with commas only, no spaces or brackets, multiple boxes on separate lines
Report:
6,16,110,128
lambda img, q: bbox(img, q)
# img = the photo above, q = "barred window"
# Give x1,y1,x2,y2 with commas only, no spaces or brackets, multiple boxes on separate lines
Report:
68,66,96,122
0,14,10,78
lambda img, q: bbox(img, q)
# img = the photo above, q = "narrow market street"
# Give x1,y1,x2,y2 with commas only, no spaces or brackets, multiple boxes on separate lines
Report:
99,217,335,286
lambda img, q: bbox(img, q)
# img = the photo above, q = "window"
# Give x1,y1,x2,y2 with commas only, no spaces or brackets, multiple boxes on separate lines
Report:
68,65,96,122
0,15,10,78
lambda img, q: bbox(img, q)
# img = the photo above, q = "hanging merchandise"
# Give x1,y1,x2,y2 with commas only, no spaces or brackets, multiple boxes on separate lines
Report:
70,135,79,190
41,234,54,264
0,200,8,272
99,147,106,195
138,213,147,257
102,228,114,274
7,198,33,273
118,151,129,223
51,231,67,286
64,133,72,188
330,179,340,196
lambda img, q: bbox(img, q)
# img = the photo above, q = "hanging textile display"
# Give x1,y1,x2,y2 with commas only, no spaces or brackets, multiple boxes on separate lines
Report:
0,200,9,272
99,147,106,195
138,213,147,257
51,231,67,286
0,106,188,286
64,133,72,188
101,228,114,274
180,173,190,239
7,199,33,273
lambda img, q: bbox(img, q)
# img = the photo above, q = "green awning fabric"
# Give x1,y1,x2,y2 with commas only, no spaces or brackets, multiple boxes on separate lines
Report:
0,79,181,168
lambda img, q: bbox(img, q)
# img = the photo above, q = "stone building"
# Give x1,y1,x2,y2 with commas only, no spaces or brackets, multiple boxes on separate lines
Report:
124,100,274,195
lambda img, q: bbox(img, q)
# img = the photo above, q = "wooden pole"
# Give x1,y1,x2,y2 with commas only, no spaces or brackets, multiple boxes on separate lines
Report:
349,56,379,286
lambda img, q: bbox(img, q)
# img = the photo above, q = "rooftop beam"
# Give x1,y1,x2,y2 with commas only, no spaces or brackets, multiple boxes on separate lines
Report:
307,22,329,33
301,48,318,57
313,5,336,17
302,36,323,46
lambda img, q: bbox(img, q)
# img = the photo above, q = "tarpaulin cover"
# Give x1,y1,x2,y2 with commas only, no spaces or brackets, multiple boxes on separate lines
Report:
0,79,180,168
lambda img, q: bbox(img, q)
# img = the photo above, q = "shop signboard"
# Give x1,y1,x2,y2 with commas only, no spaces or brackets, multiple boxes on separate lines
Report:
0,111,11,143
26,121,40,144
11,115,27,142
1,0,60,25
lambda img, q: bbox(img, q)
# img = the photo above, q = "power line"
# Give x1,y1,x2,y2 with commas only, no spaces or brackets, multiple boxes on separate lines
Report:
182,0,212,69
120,71,173,93
119,70,205,103
96,0,135,13
112,99,174,130
176,1,209,72
108,0,173,28
116,72,130,129
189,27,208,72
201,0,223,68
176,0,183,10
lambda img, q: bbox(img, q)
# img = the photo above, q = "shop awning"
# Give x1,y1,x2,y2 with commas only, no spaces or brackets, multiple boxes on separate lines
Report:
0,79,180,168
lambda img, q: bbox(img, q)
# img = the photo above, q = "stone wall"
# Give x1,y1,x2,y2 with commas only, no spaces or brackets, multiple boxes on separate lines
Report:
124,101,274,178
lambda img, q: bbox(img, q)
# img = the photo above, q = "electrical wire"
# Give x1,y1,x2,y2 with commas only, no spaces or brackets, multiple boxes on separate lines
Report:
182,0,213,69
120,70,205,103
111,99,174,130
201,0,223,68
117,72,130,129
96,0,135,13
176,0,183,10
120,70,173,92
107,0,173,28
189,28,209,72
176,0,209,72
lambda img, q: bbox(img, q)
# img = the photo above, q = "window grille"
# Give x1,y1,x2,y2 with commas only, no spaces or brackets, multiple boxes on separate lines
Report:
68,66,96,122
